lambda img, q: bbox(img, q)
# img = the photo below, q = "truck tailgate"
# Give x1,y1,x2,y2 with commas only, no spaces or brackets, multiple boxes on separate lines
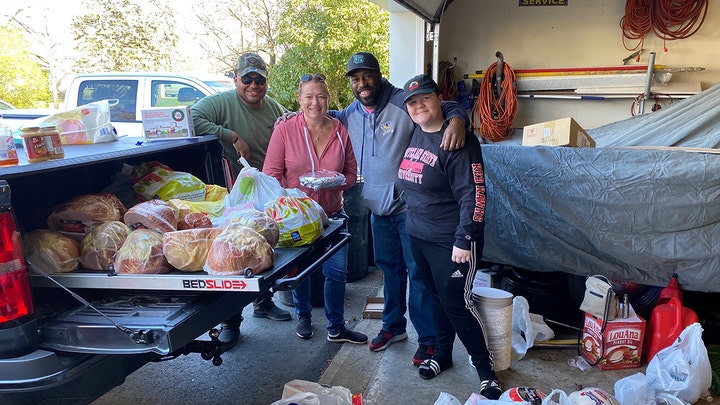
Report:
27,220,347,355
0,221,348,404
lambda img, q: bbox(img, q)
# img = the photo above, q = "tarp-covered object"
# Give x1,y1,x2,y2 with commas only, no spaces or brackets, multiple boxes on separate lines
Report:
481,142,720,293
588,81,720,148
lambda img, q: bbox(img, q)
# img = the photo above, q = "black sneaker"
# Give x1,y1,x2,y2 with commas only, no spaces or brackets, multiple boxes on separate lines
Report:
296,316,313,340
418,358,453,380
412,344,435,366
217,321,240,348
480,380,502,400
327,327,368,344
369,330,408,351
253,302,291,321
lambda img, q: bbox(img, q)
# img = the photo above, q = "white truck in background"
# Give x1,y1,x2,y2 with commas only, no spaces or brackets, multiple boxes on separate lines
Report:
2,72,233,136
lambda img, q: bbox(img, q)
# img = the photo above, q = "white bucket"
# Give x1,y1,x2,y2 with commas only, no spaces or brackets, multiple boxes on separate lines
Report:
472,287,513,371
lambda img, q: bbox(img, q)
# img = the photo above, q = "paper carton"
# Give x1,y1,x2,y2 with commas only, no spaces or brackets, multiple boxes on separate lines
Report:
362,297,384,319
522,117,595,147
473,268,500,289
580,305,646,370
141,107,194,140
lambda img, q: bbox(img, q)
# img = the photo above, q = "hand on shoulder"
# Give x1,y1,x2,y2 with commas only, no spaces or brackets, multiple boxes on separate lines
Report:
275,111,298,125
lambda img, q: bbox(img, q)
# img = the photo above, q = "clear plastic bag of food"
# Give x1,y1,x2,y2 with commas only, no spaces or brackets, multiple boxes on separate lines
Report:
299,169,346,191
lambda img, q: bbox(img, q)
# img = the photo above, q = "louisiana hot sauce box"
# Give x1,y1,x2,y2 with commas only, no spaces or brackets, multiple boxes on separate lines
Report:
580,304,646,370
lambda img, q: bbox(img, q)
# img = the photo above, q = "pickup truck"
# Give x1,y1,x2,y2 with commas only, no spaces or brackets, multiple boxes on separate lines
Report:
0,135,349,404
2,72,233,136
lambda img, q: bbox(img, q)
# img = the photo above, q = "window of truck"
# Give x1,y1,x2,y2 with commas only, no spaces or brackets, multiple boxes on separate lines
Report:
203,79,233,92
151,80,207,108
77,80,138,122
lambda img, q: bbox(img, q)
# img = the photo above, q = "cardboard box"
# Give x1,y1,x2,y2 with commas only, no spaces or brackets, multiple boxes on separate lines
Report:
473,268,500,289
141,107,195,140
362,297,384,319
580,305,646,370
522,117,595,147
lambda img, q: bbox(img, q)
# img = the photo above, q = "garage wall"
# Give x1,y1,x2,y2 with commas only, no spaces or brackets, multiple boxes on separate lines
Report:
431,1,719,129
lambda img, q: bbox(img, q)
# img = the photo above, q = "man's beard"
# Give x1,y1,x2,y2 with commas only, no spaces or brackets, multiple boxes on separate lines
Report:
355,88,378,107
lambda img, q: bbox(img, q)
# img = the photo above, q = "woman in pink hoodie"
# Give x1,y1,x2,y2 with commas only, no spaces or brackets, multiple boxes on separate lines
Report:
263,73,366,345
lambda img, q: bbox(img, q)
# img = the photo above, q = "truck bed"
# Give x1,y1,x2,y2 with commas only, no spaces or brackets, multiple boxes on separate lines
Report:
0,135,349,404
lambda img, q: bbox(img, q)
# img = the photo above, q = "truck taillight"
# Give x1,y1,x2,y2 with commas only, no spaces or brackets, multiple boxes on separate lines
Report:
0,211,34,322
0,180,39,358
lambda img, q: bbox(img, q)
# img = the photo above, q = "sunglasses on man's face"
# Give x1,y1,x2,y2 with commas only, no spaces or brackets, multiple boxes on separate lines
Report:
300,74,326,82
240,75,267,85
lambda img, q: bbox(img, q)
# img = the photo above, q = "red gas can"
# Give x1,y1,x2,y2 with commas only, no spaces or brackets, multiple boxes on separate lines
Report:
657,274,683,305
644,296,699,362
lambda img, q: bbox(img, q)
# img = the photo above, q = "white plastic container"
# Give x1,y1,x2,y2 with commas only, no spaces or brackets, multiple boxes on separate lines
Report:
472,287,513,371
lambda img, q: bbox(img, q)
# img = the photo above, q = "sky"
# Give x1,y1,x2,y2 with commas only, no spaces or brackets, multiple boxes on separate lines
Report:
3,1,75,43
1,1,218,77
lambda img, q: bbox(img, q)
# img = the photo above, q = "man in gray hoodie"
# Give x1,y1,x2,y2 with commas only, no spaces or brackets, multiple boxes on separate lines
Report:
330,52,468,366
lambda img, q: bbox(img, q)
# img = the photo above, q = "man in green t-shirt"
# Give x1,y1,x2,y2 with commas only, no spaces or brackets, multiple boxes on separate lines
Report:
192,53,291,346
193,52,288,174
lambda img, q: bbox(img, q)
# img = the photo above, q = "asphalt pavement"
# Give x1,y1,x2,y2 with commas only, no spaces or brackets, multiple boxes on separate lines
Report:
92,268,384,405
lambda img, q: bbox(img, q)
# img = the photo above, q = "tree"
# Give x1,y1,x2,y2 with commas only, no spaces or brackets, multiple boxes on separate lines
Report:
192,0,286,75
71,0,179,72
270,0,389,111
0,25,52,108
1,2,70,108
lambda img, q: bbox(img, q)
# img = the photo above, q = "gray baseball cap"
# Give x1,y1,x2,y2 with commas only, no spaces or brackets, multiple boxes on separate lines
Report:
235,53,268,78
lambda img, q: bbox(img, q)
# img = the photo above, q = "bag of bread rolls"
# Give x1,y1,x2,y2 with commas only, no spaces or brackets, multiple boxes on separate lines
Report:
113,229,171,274
80,221,132,270
162,228,222,272
221,208,279,247
265,196,323,248
132,161,206,202
177,212,213,230
204,224,273,276
23,229,81,273
167,198,225,221
124,199,179,234
47,193,127,241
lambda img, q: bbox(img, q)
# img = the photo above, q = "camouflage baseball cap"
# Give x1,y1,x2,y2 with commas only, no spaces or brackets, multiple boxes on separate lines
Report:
235,53,268,78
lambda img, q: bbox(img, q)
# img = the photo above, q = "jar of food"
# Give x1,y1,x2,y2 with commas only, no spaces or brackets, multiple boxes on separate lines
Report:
21,127,48,163
39,126,64,160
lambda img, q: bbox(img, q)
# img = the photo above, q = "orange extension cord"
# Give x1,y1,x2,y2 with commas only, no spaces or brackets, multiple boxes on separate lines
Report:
621,0,708,51
438,60,458,101
471,61,518,143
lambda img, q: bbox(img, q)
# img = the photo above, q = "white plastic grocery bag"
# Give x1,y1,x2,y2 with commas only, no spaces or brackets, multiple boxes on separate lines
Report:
225,157,286,211
645,323,711,404
28,99,118,144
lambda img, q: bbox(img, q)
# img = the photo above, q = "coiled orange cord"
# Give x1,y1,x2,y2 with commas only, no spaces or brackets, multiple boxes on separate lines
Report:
438,60,458,101
621,0,708,52
471,61,517,143
652,0,708,40
620,0,653,51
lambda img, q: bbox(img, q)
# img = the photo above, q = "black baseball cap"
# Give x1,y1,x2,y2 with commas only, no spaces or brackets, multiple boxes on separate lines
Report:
345,52,380,76
402,74,440,103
